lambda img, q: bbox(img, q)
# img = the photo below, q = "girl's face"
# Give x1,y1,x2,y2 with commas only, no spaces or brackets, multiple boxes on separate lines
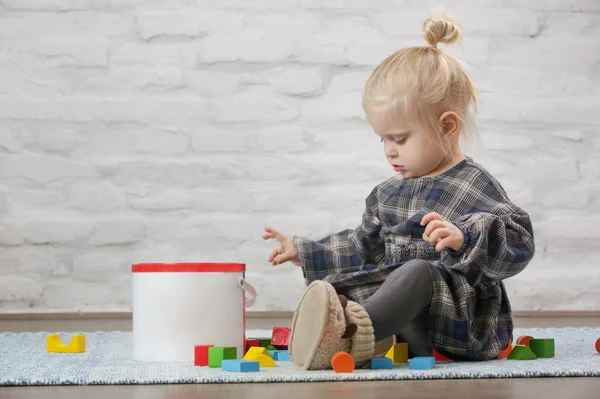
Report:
366,109,448,179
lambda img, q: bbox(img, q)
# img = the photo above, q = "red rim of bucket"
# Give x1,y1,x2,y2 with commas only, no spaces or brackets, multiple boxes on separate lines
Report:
132,263,246,273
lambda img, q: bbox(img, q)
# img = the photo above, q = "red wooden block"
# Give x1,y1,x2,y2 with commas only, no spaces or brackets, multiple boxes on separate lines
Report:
432,349,452,362
245,339,260,353
271,327,291,348
595,337,600,354
516,335,534,347
194,345,214,366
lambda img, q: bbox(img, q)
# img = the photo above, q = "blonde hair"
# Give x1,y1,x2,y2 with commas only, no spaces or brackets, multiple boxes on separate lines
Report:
362,7,479,159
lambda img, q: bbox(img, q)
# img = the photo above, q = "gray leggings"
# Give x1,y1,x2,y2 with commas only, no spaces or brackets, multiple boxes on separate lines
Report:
362,259,433,357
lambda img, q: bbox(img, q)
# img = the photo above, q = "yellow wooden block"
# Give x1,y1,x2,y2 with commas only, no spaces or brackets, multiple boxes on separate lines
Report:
243,346,270,361
46,334,86,353
255,354,276,367
385,343,408,363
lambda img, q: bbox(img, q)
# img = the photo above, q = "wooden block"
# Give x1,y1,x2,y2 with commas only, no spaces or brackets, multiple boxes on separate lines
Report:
331,352,355,373
370,357,393,370
194,345,213,366
248,337,271,347
46,334,86,353
596,337,600,354
529,339,555,358
268,350,278,360
243,346,270,361
507,345,537,360
385,343,408,363
208,346,237,368
409,357,436,370
255,354,276,367
276,350,290,361
496,339,513,359
432,349,452,362
245,339,260,353
222,359,260,373
266,345,277,351
271,327,291,348
516,335,534,347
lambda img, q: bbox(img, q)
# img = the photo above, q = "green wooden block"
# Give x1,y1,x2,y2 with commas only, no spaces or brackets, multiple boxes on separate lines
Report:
529,338,555,358
266,344,277,351
508,345,537,360
208,346,237,368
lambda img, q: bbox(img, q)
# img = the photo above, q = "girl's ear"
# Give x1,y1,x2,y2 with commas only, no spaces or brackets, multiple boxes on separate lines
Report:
439,111,461,138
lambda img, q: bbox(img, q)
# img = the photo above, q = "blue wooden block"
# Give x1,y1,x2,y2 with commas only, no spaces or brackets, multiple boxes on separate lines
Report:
370,357,393,370
268,350,279,360
409,357,436,370
221,359,260,372
275,350,290,361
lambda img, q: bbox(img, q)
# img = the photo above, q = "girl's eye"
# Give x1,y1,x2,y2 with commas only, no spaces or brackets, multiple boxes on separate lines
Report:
396,138,407,145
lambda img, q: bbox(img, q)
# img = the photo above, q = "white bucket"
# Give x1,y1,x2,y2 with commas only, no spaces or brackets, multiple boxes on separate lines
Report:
131,262,256,363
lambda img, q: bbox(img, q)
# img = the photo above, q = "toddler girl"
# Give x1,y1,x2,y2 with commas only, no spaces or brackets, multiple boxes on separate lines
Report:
263,9,535,370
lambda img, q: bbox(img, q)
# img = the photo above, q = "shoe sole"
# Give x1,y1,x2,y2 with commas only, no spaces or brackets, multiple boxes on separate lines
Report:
288,281,334,370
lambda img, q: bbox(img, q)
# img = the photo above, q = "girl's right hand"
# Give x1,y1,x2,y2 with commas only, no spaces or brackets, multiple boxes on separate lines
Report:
263,227,302,267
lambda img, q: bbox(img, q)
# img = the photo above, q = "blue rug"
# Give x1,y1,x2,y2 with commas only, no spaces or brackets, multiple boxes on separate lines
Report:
1,327,599,385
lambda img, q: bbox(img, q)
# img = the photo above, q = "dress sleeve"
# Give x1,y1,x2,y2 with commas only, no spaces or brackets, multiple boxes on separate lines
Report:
293,186,386,284
440,200,535,285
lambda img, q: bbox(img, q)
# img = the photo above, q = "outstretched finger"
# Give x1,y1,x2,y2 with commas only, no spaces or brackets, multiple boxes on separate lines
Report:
264,227,286,243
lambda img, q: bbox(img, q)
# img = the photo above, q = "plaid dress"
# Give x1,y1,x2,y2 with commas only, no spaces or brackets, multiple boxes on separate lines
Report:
292,157,535,361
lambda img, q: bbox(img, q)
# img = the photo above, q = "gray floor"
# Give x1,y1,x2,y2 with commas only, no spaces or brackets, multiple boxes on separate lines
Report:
2,316,600,399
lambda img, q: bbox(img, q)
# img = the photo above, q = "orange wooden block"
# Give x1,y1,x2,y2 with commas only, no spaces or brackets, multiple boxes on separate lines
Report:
595,337,600,354
497,339,513,359
516,335,534,347
331,352,355,373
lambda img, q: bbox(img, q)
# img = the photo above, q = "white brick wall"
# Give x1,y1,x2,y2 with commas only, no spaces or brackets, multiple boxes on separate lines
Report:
0,0,599,313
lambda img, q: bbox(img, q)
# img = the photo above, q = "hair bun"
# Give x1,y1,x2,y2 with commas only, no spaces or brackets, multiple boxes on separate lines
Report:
422,6,462,47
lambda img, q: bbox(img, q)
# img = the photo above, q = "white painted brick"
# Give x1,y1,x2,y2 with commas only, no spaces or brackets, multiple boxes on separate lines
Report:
88,219,146,246
551,130,584,142
510,0,600,12
197,32,294,64
0,13,134,41
63,182,126,213
72,123,190,158
543,186,590,209
137,9,244,40
490,37,600,73
0,127,21,153
327,71,371,93
111,43,182,65
130,191,195,211
302,91,364,121
0,154,96,184
252,125,316,153
7,219,93,245
521,157,579,182
185,70,240,97
0,276,43,304
72,251,130,284
265,68,325,97
0,0,106,10
480,132,535,151
0,99,207,127
209,90,298,123
191,127,254,153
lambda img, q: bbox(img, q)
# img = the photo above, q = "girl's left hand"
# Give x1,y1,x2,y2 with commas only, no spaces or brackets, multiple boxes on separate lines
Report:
420,212,464,252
